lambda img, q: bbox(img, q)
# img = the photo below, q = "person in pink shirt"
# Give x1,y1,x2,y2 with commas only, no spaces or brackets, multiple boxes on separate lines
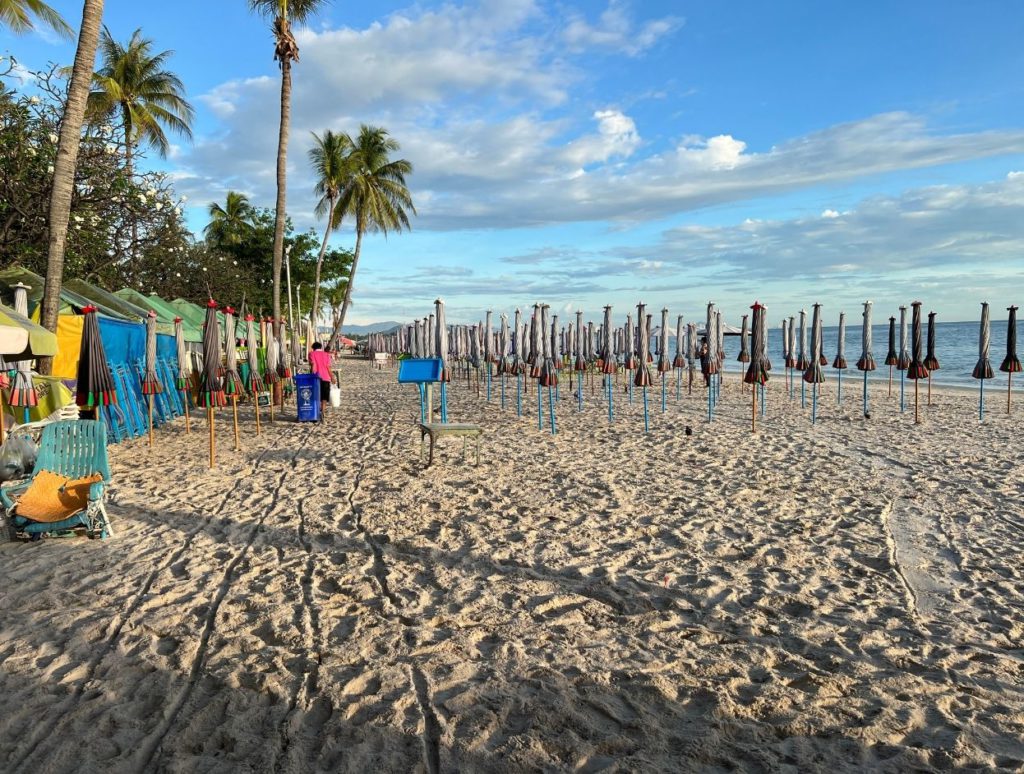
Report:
308,342,333,420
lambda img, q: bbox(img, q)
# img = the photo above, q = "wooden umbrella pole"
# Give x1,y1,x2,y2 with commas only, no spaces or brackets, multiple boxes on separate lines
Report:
208,407,215,468
269,393,275,423
888,366,893,396
914,380,920,425
148,395,154,447
927,374,932,406
254,396,261,435
751,380,757,433
183,390,191,434
232,396,240,450
1009,372,1013,414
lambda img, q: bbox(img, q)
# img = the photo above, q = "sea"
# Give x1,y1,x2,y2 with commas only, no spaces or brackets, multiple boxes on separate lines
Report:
695,320,1022,393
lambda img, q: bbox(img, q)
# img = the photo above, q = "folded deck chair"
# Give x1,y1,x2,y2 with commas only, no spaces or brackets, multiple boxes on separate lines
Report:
0,420,114,539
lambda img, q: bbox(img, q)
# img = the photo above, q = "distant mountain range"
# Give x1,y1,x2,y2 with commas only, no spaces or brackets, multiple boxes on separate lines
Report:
316,321,403,336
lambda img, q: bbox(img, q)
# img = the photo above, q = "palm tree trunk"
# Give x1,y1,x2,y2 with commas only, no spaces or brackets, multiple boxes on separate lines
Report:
309,192,333,337
39,0,105,374
271,55,291,341
327,226,362,350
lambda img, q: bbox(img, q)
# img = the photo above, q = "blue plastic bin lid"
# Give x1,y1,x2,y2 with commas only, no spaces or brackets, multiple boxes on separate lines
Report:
398,358,442,383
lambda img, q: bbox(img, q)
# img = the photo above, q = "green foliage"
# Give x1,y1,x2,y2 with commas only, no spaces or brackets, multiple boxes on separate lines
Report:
333,124,416,235
0,0,72,39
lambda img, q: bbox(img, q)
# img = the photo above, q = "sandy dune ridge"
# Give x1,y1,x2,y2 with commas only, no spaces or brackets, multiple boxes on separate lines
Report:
0,365,1022,772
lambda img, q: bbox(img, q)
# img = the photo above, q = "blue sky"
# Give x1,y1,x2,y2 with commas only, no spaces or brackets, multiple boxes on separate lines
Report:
4,0,1024,325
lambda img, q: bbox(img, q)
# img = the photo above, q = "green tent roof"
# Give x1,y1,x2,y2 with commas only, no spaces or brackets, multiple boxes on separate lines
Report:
0,267,134,321
117,289,202,342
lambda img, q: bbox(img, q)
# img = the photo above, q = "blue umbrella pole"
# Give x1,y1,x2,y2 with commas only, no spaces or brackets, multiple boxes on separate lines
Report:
900,370,905,413
537,382,543,430
628,375,633,404
418,383,426,424
556,379,560,401
486,364,492,402
548,386,557,435
661,374,667,413
979,379,985,422
789,368,794,400
608,377,614,423
760,382,766,417
707,379,713,422
862,371,869,418
643,387,650,433
801,379,806,409
440,382,448,423
837,369,842,404
578,375,583,412
500,375,505,409
516,374,522,417
812,383,818,424
676,369,681,401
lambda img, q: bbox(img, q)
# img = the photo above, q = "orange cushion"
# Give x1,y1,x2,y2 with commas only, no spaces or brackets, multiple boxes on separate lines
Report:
15,470,102,522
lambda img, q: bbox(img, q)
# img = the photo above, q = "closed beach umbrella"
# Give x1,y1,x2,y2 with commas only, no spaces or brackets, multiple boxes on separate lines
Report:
803,303,825,423
484,309,493,401
75,305,117,412
744,302,769,431
856,301,876,418
245,314,264,434
924,310,940,406
539,304,557,434
884,315,898,397
223,306,245,449
635,303,654,432
175,316,192,434
141,311,164,446
786,316,796,400
907,301,929,424
528,304,541,378
434,298,450,423
796,309,809,370
703,303,719,421
737,314,750,365
974,302,994,421
600,305,615,423
1001,305,1021,414
623,313,637,371
199,299,226,467
761,307,771,373
833,311,847,404
673,314,685,400
8,283,36,420
897,305,911,412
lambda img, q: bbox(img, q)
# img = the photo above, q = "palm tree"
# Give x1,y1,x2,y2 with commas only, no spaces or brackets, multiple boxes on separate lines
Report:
88,27,194,177
204,191,255,249
307,129,351,334
248,0,330,340
326,125,415,349
0,0,72,37
39,0,106,373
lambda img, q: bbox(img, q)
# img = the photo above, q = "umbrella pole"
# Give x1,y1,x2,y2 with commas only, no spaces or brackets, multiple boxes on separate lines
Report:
928,373,932,406
254,395,261,436
979,378,985,422
419,383,426,424
208,407,215,468
487,364,491,402
863,371,868,418
888,365,893,396
549,386,556,435
751,379,756,433
661,374,666,413
1008,372,1013,414
812,382,817,424
900,370,905,413
148,395,154,447
516,374,522,417
578,374,583,412
838,369,842,404
501,374,505,410
707,377,712,422
801,379,806,409
642,387,649,433
0,392,5,446
914,379,920,425
628,373,633,404
608,376,614,423
537,382,542,430
676,369,681,401
232,396,240,449
183,390,191,434
761,382,766,417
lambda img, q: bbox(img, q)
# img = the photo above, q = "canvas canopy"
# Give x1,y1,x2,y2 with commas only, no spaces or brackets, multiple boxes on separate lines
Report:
0,301,58,359
117,288,202,342
0,266,131,321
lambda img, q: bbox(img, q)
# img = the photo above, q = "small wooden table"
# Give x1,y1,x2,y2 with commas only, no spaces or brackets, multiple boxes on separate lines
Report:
418,423,482,467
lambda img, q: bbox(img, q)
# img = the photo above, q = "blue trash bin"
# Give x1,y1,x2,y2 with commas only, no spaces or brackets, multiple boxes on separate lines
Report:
295,373,321,422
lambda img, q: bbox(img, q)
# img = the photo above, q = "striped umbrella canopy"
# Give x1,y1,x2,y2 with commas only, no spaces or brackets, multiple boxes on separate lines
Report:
435,299,450,381
907,302,929,380
499,312,511,374
199,300,226,407
803,304,825,384
897,306,910,369
703,302,719,375
601,306,616,374
539,305,557,387
245,315,265,393
786,316,797,368
833,312,848,369
796,309,809,370
657,308,670,373
1000,305,1021,375
623,314,637,370
175,317,191,389
222,307,245,396
8,283,36,411
75,306,117,409
737,314,750,363
634,303,653,387
574,310,586,371
973,302,994,380
673,315,685,368
528,304,541,376
141,311,163,395
924,311,940,371
744,302,769,385
884,316,898,366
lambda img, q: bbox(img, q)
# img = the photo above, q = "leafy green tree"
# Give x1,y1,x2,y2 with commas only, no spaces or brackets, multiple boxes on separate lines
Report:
307,128,350,332
204,191,255,249
0,0,72,38
248,0,331,340
326,125,414,347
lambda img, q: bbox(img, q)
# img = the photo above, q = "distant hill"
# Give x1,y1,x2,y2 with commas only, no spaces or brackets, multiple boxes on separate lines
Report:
317,321,403,336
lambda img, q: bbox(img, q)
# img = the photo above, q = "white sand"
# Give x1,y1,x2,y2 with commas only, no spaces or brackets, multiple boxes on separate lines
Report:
1,365,1022,772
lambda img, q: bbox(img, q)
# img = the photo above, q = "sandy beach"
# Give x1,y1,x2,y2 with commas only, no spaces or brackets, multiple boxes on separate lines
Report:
1,364,1022,772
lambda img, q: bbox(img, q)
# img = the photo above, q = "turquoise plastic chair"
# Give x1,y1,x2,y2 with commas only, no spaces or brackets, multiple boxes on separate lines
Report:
0,420,114,539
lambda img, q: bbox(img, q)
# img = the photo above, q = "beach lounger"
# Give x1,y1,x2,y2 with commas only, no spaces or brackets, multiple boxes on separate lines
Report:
0,420,114,540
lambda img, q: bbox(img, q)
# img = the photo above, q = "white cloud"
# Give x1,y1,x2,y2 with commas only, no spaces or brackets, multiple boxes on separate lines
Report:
821,209,841,219
563,1,683,56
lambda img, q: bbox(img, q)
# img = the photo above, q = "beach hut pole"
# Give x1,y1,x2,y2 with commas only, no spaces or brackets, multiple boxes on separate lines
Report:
1000,305,1021,414
974,302,993,422
857,302,876,418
